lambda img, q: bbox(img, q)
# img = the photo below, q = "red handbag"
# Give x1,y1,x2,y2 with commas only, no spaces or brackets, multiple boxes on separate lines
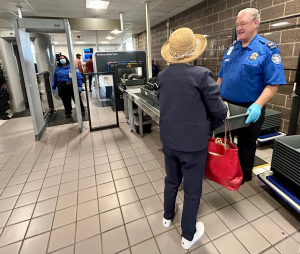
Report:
205,120,243,191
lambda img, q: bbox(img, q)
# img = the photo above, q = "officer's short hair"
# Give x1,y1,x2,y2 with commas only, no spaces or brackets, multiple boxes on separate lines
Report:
238,8,261,23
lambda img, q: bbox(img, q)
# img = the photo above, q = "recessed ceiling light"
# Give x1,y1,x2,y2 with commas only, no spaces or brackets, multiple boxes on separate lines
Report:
101,41,109,44
264,32,272,36
106,36,115,40
111,30,122,34
86,0,109,9
76,41,85,44
270,22,289,27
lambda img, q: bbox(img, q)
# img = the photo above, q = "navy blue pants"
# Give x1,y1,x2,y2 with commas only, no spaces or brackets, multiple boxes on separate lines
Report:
163,146,207,241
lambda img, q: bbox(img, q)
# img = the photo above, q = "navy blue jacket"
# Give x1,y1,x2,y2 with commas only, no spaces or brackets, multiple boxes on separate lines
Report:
157,64,227,152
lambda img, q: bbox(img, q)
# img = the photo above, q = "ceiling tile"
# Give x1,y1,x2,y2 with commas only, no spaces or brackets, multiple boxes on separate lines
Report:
160,0,190,7
108,2,135,10
62,12,85,18
182,0,203,7
151,5,177,12
30,4,60,11
57,0,85,8
27,0,58,5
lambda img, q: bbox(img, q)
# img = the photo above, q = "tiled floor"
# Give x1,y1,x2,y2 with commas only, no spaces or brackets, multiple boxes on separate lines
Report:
0,112,300,254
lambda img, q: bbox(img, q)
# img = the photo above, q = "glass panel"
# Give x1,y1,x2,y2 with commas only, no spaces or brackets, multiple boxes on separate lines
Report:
85,72,118,130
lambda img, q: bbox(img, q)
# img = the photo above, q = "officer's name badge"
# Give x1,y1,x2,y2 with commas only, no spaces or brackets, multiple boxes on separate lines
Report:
227,46,234,55
250,53,258,60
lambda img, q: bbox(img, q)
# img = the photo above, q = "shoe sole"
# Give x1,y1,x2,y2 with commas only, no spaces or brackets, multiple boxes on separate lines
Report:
181,222,205,250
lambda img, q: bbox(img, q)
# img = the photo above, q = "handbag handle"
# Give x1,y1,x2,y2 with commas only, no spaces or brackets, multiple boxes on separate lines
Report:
223,118,232,153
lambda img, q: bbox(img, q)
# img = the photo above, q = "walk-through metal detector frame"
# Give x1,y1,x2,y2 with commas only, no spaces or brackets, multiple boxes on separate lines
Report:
13,18,83,140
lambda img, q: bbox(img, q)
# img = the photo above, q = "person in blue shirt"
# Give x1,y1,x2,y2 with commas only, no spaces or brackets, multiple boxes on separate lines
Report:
52,55,85,118
158,28,227,250
217,8,286,183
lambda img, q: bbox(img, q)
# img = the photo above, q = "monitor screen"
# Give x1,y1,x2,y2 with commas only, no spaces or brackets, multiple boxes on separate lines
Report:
83,53,93,62
84,48,93,53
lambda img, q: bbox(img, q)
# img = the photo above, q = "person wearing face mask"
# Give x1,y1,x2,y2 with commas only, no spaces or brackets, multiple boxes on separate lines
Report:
217,8,286,183
52,55,85,118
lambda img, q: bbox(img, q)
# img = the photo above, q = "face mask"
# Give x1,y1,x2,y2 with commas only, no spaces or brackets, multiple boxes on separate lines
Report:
60,59,67,64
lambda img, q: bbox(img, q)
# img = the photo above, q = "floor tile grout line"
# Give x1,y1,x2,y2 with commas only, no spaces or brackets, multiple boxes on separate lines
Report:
72,154,80,254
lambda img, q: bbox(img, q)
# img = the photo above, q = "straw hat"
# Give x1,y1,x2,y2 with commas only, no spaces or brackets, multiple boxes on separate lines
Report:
161,27,207,64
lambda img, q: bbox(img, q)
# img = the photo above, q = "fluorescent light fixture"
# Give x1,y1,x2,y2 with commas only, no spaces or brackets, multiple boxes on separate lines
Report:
101,41,109,44
264,33,272,36
106,36,115,40
203,35,208,37
86,0,109,9
111,30,122,34
270,22,289,27
76,41,85,44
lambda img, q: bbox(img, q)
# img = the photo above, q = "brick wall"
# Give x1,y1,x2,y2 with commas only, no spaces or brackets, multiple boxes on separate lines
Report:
134,0,300,134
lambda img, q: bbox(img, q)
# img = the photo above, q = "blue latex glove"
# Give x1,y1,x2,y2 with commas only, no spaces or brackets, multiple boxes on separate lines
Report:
52,89,56,94
245,103,262,124
78,87,82,92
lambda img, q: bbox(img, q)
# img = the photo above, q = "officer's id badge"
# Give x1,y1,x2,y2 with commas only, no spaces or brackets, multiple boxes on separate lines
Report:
227,46,234,55
250,53,258,60
68,70,72,78
272,54,282,64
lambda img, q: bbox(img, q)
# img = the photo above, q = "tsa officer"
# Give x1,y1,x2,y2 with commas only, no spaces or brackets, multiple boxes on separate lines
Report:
217,8,286,183
52,55,85,118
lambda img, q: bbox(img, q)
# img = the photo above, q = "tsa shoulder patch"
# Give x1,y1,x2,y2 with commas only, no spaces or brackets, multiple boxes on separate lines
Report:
266,41,277,50
272,54,282,64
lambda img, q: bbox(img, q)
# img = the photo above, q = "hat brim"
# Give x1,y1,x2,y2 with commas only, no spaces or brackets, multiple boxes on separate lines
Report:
161,34,207,64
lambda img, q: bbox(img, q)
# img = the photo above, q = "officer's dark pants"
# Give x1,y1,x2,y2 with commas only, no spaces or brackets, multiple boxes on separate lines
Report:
163,146,207,241
88,75,93,91
233,106,266,178
57,82,85,115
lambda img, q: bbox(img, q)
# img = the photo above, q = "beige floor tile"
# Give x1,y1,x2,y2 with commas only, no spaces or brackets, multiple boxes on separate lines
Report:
38,185,59,202
97,182,116,198
173,203,183,227
121,150,136,159
112,168,129,180
292,231,300,243
96,172,113,185
110,160,125,170
141,160,159,171
78,186,97,204
201,180,215,195
49,158,65,168
213,232,248,254
0,220,29,247
262,247,280,254
248,193,280,214
131,142,144,149
190,242,219,254
15,190,39,208
0,241,22,254
22,179,43,194
100,208,123,232
233,224,271,254
94,149,107,158
135,183,156,200
141,195,163,215
79,167,95,179
121,201,145,223
268,207,300,234
147,211,175,236
108,153,123,162
0,210,11,228
275,237,300,254
77,199,99,221
217,188,245,204
43,175,62,189
32,162,49,172
59,180,78,196
155,228,187,254
115,177,133,192
152,179,164,194
118,188,139,206
95,163,111,174
0,183,24,199
79,152,94,161
102,226,129,254
202,191,230,211
124,157,140,167
134,147,149,156
98,193,119,213
251,216,288,244
76,215,100,242
232,199,264,222
127,164,144,176
33,197,57,218
7,204,35,226
131,238,160,254
0,196,18,213
63,162,79,173
56,192,77,210
61,171,78,184
146,168,164,182
20,232,50,254
48,223,76,253
126,217,153,246
75,235,102,254
7,174,29,187
137,154,153,163
197,199,213,218
26,213,54,238
53,206,77,229
216,205,247,230
79,176,96,190
131,172,150,186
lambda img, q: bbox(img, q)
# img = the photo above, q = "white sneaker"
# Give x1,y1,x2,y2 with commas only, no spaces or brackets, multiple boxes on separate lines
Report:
181,221,205,250
162,206,178,228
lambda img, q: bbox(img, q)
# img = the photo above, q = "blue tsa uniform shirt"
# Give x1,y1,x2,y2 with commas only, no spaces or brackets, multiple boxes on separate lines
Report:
218,34,286,104
52,64,83,90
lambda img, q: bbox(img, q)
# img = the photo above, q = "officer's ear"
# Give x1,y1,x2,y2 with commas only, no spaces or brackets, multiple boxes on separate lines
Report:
254,19,259,30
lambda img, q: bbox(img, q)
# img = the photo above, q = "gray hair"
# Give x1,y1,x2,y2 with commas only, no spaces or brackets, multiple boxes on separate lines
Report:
238,8,261,23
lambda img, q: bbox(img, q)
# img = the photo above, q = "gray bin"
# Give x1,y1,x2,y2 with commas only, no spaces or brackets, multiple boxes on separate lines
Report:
140,87,159,106
214,103,249,134
272,135,300,187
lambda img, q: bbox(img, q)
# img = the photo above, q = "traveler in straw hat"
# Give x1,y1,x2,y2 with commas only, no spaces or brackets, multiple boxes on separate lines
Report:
158,27,227,249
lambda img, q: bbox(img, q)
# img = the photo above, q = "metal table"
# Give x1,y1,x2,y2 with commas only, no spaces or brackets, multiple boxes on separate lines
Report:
125,90,160,138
